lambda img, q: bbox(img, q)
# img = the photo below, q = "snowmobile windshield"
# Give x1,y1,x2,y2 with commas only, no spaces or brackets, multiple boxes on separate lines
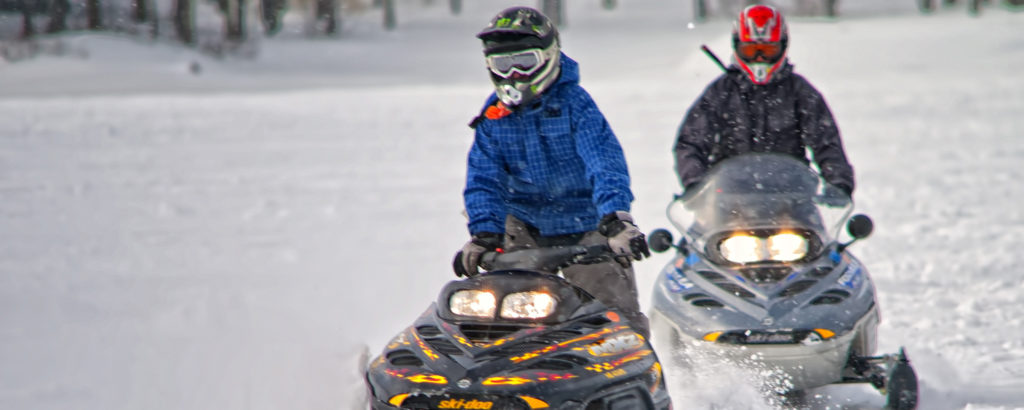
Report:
667,153,853,264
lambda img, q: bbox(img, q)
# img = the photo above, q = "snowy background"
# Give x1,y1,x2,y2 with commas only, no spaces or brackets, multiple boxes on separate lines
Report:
2,0,1023,409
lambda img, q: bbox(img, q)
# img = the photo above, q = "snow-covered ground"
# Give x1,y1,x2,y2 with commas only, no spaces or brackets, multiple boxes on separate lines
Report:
1,1,1023,409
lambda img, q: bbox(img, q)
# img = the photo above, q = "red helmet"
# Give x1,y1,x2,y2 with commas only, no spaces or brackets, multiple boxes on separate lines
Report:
732,5,788,84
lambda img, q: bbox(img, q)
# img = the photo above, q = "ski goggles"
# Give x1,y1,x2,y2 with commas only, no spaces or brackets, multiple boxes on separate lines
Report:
735,41,784,61
485,44,556,78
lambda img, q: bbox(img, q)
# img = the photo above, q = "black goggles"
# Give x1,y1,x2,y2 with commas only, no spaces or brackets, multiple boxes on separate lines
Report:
735,41,784,61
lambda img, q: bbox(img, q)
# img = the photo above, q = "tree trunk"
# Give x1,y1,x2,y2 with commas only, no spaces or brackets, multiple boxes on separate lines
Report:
315,0,338,35
132,0,148,22
21,0,35,39
540,0,563,26
261,0,287,35
46,0,69,33
382,0,396,30
449,0,461,15
148,0,160,38
224,0,247,41
694,0,708,21
86,0,102,30
824,0,838,16
174,0,195,45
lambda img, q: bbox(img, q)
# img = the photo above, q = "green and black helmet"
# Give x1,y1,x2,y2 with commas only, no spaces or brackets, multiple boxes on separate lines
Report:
477,7,561,108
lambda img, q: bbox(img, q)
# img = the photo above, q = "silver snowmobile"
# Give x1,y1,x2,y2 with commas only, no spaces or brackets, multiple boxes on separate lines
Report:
646,153,918,408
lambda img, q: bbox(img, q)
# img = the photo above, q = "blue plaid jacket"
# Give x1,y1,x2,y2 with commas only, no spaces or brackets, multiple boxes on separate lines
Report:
464,54,634,237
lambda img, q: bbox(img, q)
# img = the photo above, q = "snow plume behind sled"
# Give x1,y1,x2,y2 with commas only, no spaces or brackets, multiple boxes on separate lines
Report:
656,335,793,409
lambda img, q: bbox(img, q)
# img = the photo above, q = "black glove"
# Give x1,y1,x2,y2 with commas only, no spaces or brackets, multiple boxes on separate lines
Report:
452,232,502,278
816,184,852,207
599,211,651,267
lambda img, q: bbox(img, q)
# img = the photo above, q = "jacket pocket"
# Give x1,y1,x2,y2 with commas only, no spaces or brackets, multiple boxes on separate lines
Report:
538,115,576,163
539,115,571,138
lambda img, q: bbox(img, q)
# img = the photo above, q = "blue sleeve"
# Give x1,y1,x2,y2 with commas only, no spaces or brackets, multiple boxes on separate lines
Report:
570,89,634,217
464,122,508,235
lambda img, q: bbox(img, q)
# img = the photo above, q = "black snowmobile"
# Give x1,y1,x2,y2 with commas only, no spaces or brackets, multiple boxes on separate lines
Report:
364,246,672,409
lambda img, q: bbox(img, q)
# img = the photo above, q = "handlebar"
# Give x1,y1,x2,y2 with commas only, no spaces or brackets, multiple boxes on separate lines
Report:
478,245,616,273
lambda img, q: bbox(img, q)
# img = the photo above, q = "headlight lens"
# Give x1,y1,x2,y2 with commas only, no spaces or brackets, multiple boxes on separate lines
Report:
719,234,764,264
500,291,557,319
719,232,809,264
449,290,496,318
766,233,807,262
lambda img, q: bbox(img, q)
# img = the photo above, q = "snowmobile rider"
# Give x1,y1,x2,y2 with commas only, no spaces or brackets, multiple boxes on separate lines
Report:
674,5,855,197
454,7,652,337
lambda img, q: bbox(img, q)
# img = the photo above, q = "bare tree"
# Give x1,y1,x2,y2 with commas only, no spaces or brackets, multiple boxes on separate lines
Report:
694,0,708,21
315,0,338,35
86,0,102,30
824,0,838,17
131,0,149,22
20,0,34,39
261,0,288,35
540,0,563,26
174,0,195,45
46,0,69,33
383,0,396,30
219,0,248,41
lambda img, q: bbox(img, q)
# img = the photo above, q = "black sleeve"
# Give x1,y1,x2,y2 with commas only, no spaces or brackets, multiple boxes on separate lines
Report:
673,82,721,190
794,77,855,194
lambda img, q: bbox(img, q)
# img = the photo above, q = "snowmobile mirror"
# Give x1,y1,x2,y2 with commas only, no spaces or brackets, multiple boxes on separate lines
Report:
838,214,873,253
648,229,675,253
847,214,873,239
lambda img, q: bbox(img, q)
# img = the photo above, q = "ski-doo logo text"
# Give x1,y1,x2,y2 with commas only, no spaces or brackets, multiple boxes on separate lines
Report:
438,399,493,409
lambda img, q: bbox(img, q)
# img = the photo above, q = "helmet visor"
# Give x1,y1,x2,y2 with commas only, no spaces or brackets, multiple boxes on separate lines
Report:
736,41,784,63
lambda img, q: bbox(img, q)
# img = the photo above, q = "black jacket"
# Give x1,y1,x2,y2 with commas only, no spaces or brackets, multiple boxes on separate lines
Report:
673,63,855,194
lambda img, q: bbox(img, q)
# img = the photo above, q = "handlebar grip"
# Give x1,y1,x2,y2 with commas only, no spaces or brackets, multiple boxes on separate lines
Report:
479,245,614,272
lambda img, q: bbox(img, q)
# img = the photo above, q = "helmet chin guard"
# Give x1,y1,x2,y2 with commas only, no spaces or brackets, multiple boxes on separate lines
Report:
737,58,787,85
496,84,524,106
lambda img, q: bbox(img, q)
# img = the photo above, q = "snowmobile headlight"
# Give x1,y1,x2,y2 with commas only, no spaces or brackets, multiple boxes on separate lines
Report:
766,233,808,262
449,290,496,318
500,291,557,319
719,233,808,263
719,234,764,264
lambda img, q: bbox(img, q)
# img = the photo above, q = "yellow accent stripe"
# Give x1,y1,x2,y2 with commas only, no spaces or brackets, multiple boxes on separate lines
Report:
388,393,409,406
703,331,723,342
815,328,836,339
518,395,550,409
